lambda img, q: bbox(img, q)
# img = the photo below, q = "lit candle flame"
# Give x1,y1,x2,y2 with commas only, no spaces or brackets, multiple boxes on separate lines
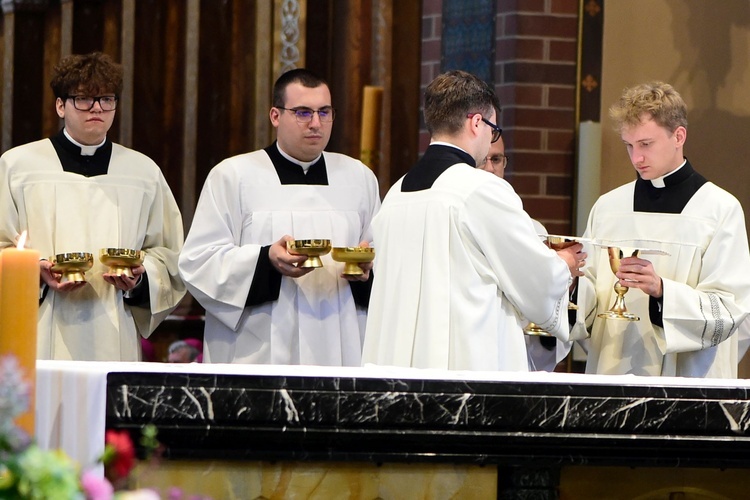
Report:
16,230,27,250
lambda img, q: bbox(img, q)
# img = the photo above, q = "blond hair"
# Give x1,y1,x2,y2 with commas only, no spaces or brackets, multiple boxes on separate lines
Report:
609,81,687,133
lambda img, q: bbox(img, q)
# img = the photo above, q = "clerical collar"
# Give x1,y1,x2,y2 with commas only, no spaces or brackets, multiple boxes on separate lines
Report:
50,129,113,177
633,158,707,214
401,143,476,192
276,143,321,174
63,128,106,156
264,142,329,185
429,140,472,158
649,158,687,188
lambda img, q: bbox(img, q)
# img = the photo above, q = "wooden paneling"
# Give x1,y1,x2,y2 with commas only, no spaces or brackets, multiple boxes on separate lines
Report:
0,0,423,328
8,10,45,147
195,0,236,195
42,4,62,140
226,0,255,157
329,0,371,159
1,0,422,209
305,0,420,191
131,0,186,203
304,0,331,81
388,0,421,189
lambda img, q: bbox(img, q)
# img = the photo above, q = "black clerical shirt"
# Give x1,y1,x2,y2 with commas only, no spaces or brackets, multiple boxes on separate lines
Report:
50,129,112,177
634,159,707,327
245,142,373,308
402,144,476,192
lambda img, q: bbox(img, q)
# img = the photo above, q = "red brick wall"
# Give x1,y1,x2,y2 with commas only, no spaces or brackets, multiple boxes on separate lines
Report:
419,0,443,153
420,0,579,234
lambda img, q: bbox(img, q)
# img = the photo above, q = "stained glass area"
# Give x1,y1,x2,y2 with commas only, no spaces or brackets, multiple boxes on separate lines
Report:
441,0,496,83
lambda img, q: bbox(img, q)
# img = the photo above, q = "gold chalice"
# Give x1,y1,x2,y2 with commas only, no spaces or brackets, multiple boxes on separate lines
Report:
287,239,331,268
331,247,375,276
50,252,94,283
598,247,640,321
99,248,145,278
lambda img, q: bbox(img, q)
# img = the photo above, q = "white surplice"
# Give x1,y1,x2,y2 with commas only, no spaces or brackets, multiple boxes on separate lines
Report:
178,150,381,365
573,182,750,377
0,139,186,361
362,164,572,371
524,219,569,372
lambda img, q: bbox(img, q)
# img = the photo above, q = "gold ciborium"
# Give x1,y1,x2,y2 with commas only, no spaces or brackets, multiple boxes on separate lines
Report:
331,247,375,276
99,248,145,278
287,239,331,268
50,252,94,283
598,247,640,321
524,322,553,337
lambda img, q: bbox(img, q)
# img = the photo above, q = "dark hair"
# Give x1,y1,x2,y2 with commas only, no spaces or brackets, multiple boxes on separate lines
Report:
168,340,200,362
272,68,329,108
50,52,124,98
423,70,501,136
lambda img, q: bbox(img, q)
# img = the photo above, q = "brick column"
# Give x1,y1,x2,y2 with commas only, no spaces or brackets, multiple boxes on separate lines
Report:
419,0,580,234
497,0,579,234
419,0,442,152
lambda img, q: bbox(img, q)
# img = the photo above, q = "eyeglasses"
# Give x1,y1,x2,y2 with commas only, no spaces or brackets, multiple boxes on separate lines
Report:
65,95,118,111
485,154,509,168
467,113,502,143
277,106,335,123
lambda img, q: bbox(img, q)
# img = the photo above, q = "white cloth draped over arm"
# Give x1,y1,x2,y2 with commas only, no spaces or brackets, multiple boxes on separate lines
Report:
572,182,750,377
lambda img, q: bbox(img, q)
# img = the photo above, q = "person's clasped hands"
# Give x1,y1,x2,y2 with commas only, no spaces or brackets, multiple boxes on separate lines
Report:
616,255,663,298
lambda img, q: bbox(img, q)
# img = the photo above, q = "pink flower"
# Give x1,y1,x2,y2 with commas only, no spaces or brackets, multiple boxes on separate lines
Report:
81,469,114,500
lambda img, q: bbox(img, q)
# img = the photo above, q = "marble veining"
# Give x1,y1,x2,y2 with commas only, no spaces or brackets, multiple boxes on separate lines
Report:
105,372,750,467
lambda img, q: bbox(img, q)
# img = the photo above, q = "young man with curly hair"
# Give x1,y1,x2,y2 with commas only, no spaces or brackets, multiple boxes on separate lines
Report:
0,52,185,360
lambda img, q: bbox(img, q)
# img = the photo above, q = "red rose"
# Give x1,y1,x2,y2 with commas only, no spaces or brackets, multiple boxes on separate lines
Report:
104,429,136,480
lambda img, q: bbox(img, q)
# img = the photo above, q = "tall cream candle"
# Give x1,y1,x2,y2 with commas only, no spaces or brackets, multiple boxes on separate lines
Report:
0,231,40,435
360,85,384,170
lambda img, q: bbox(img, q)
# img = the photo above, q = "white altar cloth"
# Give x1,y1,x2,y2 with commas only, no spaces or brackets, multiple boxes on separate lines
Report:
35,359,750,472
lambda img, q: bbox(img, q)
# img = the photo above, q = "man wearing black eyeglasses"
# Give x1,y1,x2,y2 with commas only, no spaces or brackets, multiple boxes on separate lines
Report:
0,52,186,361
179,68,381,366
362,70,579,371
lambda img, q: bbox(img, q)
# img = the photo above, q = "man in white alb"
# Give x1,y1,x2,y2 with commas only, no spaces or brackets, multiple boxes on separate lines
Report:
179,69,381,365
572,81,750,378
0,52,185,361
362,70,581,371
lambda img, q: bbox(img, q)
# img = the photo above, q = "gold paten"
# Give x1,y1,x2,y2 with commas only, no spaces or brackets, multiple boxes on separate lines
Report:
99,248,145,278
50,252,94,283
331,247,375,276
286,239,331,268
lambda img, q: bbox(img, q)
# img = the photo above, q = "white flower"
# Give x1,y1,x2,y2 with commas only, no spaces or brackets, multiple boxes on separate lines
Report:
116,488,161,500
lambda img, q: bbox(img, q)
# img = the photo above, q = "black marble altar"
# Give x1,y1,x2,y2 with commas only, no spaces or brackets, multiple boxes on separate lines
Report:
105,371,750,469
